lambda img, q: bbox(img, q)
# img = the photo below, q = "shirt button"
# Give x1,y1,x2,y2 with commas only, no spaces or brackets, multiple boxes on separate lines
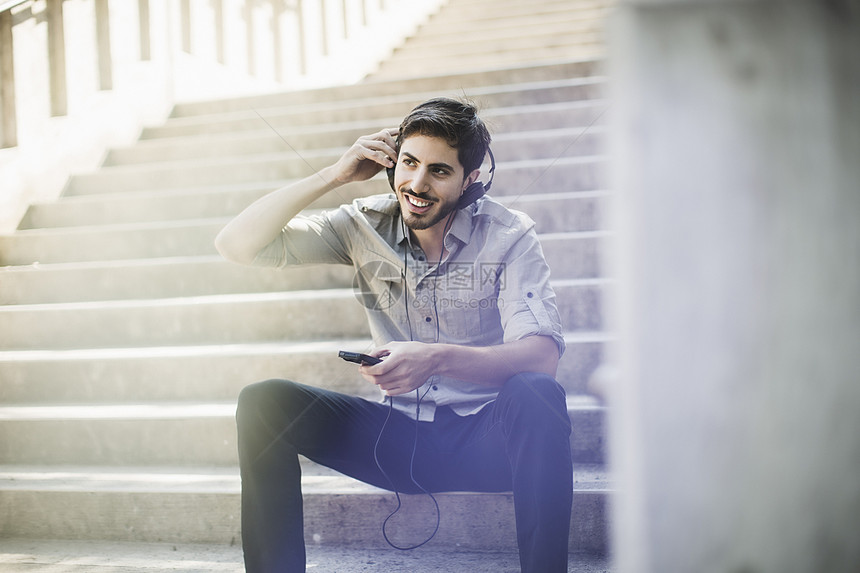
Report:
432,385,439,391
417,255,425,261
425,317,432,322
527,291,534,298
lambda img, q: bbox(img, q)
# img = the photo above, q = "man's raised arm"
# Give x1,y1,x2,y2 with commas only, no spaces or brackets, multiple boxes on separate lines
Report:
214,128,398,265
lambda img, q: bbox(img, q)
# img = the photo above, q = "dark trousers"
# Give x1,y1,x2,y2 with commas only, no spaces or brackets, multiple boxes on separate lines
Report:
236,372,573,573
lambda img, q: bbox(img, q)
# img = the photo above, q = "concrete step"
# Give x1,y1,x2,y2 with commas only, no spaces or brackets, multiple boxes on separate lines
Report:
391,30,605,61
421,0,607,23
411,13,605,47
403,10,605,48
0,463,611,554
0,538,615,573
137,77,605,142
0,332,610,403
87,127,603,199
0,289,368,350
167,60,602,118
18,167,608,230
1,195,609,263
101,118,605,171
390,31,605,63
0,395,606,466
107,104,608,169
60,146,605,197
0,256,357,305
20,133,608,226
373,0,607,78
0,278,609,350
372,50,606,81
2,195,611,305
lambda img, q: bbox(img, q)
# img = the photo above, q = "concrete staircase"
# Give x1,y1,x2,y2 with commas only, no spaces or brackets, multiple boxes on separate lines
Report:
0,0,613,566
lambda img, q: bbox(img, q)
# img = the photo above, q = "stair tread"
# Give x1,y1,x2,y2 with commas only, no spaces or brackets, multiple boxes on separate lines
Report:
55,146,607,186
148,76,606,136
0,230,608,276
17,188,611,232
3,208,610,240
0,463,612,493
103,124,607,171
30,162,608,209
130,99,608,149
166,59,603,117
0,275,610,311
0,394,604,421
0,331,614,363
373,54,607,80
133,99,609,160
0,537,614,572
1,0,615,554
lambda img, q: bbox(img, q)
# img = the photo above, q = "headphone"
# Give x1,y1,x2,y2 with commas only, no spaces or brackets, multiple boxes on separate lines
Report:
387,147,495,210
374,140,497,551
373,146,499,552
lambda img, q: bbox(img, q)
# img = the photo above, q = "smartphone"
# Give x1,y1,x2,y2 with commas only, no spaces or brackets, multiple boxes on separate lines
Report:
338,351,382,365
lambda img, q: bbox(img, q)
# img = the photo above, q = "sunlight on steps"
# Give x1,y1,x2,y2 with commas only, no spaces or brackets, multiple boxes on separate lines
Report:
0,0,616,566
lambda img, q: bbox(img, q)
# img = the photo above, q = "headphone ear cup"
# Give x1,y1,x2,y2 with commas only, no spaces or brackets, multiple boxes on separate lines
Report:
464,181,483,196
457,181,486,209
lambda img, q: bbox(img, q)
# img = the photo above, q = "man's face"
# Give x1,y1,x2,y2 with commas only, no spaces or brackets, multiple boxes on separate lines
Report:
393,134,478,231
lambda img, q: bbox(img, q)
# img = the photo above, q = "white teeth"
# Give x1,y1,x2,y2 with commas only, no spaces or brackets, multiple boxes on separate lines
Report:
406,195,431,208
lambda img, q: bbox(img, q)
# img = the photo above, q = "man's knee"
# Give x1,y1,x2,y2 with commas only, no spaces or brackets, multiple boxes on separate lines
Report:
502,372,566,405
499,372,570,432
236,379,298,424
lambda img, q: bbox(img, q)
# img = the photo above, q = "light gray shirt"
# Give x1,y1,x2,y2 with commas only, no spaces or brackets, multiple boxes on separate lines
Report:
253,193,565,421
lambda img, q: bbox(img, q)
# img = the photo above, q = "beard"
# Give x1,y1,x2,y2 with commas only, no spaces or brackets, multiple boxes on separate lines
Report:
398,190,458,231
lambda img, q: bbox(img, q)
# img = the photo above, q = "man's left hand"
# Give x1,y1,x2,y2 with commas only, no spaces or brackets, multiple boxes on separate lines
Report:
358,341,437,396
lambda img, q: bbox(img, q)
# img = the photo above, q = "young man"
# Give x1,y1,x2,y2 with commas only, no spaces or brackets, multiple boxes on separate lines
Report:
215,98,572,573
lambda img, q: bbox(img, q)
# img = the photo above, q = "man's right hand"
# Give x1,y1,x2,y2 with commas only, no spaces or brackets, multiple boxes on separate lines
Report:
215,128,400,266
328,128,399,185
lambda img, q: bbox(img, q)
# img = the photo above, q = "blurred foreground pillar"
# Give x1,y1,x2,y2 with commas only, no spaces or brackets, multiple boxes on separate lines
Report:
608,1,860,572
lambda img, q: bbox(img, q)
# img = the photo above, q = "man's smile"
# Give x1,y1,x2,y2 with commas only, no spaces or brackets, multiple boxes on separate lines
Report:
402,191,436,213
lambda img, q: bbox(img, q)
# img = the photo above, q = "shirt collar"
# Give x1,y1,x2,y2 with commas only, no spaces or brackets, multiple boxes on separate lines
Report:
395,208,410,247
447,205,474,246
394,204,476,249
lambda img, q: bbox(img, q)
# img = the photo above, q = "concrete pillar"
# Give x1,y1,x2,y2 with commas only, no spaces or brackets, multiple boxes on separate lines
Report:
213,0,225,65
180,0,191,53
0,8,16,148
46,0,67,116
139,0,151,61
609,1,860,572
95,0,113,90
272,0,286,81
292,0,306,77
245,0,256,75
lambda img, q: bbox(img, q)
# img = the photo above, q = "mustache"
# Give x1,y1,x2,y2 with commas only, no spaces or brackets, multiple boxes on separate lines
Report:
399,189,438,203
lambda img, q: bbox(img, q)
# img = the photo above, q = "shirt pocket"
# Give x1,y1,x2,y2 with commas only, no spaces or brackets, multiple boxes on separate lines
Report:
438,285,502,345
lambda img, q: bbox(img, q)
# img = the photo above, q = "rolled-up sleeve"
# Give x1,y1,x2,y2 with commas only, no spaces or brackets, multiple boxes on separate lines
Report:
497,229,566,357
252,209,354,268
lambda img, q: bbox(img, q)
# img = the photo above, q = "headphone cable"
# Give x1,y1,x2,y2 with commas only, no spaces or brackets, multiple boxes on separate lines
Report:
374,387,440,550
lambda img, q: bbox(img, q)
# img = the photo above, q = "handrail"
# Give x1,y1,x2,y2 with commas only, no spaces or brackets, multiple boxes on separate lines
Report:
0,0,443,231
0,0,443,150
0,0,27,13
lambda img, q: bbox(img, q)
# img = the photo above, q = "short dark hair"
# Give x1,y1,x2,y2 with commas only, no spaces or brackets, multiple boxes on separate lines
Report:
396,97,491,176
